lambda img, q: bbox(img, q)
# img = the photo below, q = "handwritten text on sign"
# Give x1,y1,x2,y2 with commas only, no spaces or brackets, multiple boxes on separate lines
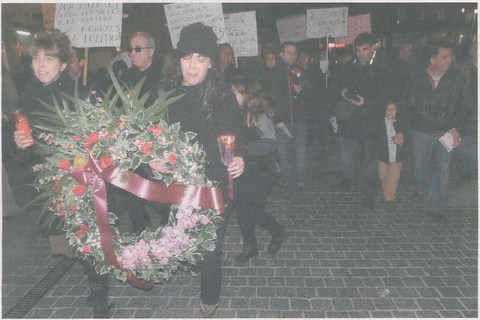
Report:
335,14,371,45
307,7,348,39
276,14,307,44
54,3,122,48
225,11,258,57
165,3,227,49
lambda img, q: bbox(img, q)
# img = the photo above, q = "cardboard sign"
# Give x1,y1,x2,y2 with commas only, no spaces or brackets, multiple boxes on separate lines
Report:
276,14,307,44
307,7,348,39
225,11,258,57
335,14,371,45
54,3,123,48
165,3,228,49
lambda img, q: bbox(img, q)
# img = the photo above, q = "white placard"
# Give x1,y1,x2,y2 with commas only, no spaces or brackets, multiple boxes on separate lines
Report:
276,14,307,44
225,11,258,57
54,3,123,48
165,3,228,49
307,7,348,39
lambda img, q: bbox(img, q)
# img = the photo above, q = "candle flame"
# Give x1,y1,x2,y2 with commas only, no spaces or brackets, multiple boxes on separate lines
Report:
227,136,232,145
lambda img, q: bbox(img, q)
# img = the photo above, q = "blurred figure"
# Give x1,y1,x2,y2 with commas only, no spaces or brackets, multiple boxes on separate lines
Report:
406,41,473,221
269,41,307,189
392,33,423,100
455,40,477,180
297,48,327,146
218,43,240,90
14,54,34,96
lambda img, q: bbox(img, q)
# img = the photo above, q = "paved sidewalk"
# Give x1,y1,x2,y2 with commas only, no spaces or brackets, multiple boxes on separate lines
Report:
2,139,478,318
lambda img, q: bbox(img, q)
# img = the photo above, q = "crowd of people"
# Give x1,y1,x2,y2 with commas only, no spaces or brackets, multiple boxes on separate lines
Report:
2,21,477,318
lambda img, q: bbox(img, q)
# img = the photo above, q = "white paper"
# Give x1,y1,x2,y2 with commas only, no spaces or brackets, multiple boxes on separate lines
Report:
276,14,307,44
439,133,455,152
225,11,258,57
55,3,123,48
306,7,348,39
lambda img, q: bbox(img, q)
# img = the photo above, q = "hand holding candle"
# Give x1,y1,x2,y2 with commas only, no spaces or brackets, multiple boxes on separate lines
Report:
218,135,235,200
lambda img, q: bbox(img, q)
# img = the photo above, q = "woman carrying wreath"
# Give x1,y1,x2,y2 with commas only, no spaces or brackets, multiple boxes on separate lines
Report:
148,22,246,317
12,30,112,318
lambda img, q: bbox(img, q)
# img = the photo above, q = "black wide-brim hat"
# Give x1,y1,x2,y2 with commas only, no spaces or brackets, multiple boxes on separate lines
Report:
176,22,218,58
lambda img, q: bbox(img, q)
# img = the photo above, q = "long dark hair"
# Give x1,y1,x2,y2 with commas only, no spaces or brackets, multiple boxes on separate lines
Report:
170,52,224,121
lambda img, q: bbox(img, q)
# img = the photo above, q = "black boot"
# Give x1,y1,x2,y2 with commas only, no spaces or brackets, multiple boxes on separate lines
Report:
90,284,113,318
235,242,259,263
268,225,287,254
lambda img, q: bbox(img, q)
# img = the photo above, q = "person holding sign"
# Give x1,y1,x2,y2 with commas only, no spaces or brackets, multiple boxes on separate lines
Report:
12,29,112,318
337,33,394,209
148,22,245,318
268,41,307,190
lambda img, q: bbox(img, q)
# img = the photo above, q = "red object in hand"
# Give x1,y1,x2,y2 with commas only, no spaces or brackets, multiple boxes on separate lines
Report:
12,109,34,147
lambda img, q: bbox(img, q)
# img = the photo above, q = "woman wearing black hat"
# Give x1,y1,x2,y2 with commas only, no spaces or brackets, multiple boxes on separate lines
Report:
149,22,245,317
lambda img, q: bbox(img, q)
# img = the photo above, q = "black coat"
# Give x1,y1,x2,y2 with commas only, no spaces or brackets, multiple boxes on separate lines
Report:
166,84,246,202
404,68,473,136
268,62,305,125
120,62,163,108
337,54,394,139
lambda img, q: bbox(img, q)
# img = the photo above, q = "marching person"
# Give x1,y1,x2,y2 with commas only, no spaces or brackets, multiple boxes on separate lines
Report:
231,76,286,263
148,22,245,317
13,29,112,318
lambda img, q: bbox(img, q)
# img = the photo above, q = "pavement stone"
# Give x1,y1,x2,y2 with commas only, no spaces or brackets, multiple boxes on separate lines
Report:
2,140,477,318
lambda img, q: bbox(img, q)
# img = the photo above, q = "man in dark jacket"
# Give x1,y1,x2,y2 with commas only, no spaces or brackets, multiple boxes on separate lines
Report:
406,41,473,221
121,31,162,108
269,41,307,189
122,31,165,233
337,33,394,209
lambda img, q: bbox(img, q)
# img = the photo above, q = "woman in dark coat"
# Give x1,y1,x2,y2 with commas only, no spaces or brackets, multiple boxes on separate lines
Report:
148,23,245,317
13,30,111,318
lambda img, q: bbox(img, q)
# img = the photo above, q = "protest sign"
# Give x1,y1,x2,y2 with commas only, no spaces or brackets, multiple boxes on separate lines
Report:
165,3,227,49
225,11,258,57
307,7,348,39
54,3,123,48
276,14,307,44
335,14,371,45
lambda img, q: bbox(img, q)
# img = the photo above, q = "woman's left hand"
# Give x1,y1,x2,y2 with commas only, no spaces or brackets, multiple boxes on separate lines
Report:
228,156,244,178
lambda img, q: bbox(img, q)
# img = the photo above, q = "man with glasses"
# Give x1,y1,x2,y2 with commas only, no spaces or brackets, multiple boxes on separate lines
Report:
121,31,165,234
121,31,162,109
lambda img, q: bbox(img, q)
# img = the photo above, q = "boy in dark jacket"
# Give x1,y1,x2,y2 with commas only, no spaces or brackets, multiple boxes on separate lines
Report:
378,103,406,203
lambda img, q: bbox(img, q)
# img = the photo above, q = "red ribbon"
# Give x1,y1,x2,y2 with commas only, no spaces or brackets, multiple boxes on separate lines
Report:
70,154,225,289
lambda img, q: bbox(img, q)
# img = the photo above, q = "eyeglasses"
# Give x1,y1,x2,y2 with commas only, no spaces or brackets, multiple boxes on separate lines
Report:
129,47,150,53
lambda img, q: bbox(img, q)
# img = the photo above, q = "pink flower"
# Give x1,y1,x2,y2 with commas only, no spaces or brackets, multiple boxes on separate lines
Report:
58,159,71,170
100,154,114,169
199,215,210,225
169,153,177,165
74,184,85,196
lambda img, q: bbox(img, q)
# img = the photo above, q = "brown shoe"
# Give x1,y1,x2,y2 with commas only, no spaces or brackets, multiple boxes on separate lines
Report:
413,193,426,202
201,302,219,318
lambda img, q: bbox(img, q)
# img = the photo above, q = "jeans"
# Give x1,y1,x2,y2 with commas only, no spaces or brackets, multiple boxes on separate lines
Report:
276,120,307,185
236,191,282,248
200,203,233,305
339,136,378,200
411,130,452,213
457,128,478,177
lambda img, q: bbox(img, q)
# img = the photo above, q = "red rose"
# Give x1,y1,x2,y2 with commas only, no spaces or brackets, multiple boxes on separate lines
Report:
69,204,76,212
74,184,85,196
80,225,88,231
58,159,71,170
53,180,61,192
83,247,90,253
85,132,99,144
141,142,154,156
100,154,114,169
73,136,81,142
169,153,177,165
59,210,65,217
75,230,85,237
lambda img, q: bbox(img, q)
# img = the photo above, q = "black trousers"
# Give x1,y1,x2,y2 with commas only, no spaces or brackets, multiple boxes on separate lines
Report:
235,190,282,248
